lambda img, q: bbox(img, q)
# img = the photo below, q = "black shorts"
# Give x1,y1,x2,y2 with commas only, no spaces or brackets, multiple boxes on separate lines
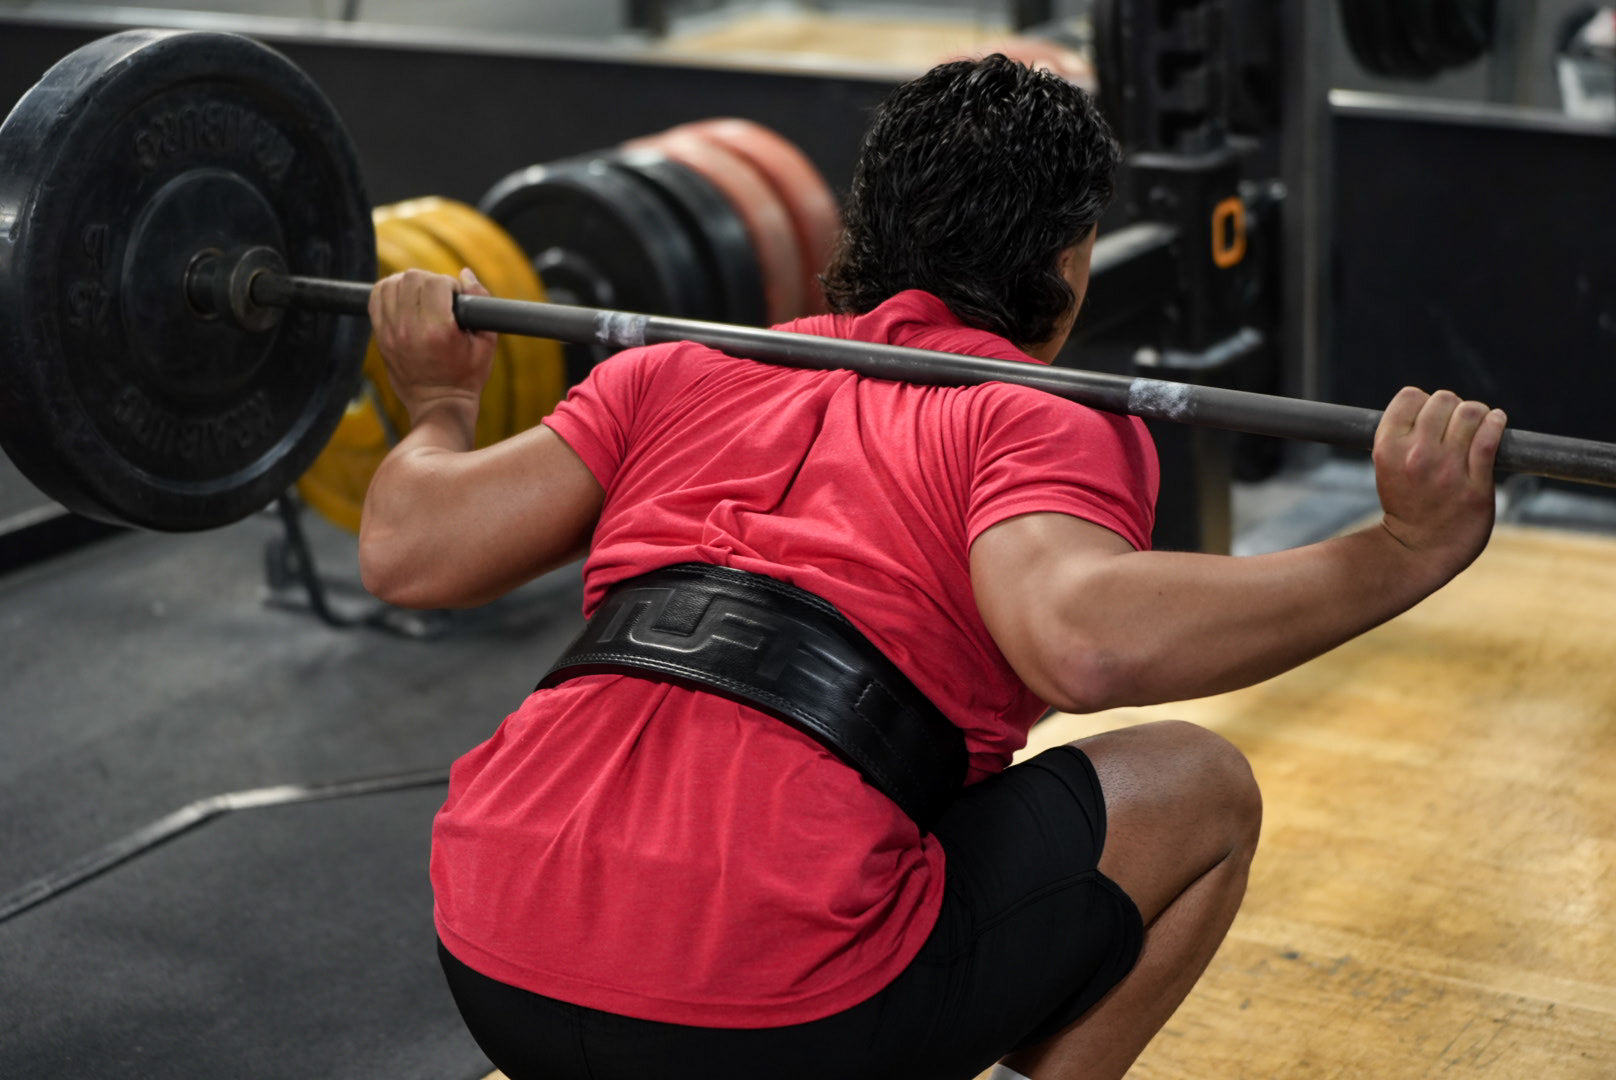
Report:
439,745,1143,1080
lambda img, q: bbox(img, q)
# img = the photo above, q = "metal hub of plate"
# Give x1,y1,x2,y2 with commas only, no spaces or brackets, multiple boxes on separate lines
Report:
0,29,374,531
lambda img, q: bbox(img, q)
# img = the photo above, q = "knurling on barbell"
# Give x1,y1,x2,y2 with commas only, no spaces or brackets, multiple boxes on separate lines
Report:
3,28,1614,536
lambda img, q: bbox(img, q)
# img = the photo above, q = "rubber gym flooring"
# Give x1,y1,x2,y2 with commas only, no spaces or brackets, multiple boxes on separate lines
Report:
0,506,585,1079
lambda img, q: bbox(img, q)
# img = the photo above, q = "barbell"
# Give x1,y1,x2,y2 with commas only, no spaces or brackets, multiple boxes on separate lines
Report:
3,28,1613,535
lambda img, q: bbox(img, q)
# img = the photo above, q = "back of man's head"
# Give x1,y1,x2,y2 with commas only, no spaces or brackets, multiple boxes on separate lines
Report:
821,54,1120,349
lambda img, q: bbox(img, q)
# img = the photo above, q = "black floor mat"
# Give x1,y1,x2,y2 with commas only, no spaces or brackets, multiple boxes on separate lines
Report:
0,512,584,898
0,784,490,1080
0,508,585,1078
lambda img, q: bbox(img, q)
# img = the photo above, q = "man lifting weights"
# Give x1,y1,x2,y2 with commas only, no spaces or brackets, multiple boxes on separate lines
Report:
359,54,1505,1080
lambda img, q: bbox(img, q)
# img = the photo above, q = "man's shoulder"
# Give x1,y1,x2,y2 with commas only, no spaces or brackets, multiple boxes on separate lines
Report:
965,378,1154,444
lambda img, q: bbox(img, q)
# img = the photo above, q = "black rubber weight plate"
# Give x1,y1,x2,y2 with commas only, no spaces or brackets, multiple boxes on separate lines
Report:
480,156,714,322
608,148,768,327
480,155,717,386
0,29,375,531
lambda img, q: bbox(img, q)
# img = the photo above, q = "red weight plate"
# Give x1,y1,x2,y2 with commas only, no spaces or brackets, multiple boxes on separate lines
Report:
624,129,804,325
674,119,842,316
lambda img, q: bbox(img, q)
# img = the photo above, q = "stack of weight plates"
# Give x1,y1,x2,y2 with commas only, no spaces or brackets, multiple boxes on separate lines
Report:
296,198,567,532
480,118,841,386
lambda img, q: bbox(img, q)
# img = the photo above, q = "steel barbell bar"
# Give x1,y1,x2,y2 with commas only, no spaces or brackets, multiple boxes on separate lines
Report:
209,246,1616,489
6,27,1613,536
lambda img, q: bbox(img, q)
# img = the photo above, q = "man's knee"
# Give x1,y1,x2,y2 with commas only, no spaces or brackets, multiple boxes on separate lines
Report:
1079,721,1260,924
1196,723,1262,850
1082,720,1262,852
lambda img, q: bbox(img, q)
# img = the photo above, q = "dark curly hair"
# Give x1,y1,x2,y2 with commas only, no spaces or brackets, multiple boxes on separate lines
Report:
821,54,1120,348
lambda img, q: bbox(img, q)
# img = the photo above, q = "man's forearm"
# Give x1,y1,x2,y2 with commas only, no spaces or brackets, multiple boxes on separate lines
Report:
1054,523,1455,710
358,397,481,605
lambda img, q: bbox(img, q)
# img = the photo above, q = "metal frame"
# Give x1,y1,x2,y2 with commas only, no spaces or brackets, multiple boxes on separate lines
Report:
1280,0,1332,410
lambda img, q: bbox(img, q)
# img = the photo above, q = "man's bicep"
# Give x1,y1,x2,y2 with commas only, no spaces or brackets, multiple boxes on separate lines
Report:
471,423,605,583
969,511,1136,711
360,423,605,610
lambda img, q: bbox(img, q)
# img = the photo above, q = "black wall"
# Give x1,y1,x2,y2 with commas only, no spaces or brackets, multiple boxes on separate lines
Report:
0,14,898,208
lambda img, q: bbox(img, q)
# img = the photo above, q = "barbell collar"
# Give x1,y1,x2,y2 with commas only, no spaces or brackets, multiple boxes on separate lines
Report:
242,267,1616,490
187,246,288,333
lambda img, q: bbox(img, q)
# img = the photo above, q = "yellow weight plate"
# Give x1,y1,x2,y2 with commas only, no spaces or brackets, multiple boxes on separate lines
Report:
298,222,439,533
295,222,409,532
392,197,566,435
297,203,517,533
409,199,564,432
419,198,566,431
358,224,419,447
383,204,518,444
373,214,515,451
294,222,418,531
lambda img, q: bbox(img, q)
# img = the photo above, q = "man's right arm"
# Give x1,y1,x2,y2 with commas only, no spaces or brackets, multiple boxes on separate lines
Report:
358,270,605,610
970,388,1507,713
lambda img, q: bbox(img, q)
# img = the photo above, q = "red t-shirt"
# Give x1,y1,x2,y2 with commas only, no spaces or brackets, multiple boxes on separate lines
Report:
431,290,1158,1027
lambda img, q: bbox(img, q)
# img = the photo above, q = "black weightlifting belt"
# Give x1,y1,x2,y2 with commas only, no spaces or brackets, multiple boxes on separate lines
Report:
537,562,966,832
